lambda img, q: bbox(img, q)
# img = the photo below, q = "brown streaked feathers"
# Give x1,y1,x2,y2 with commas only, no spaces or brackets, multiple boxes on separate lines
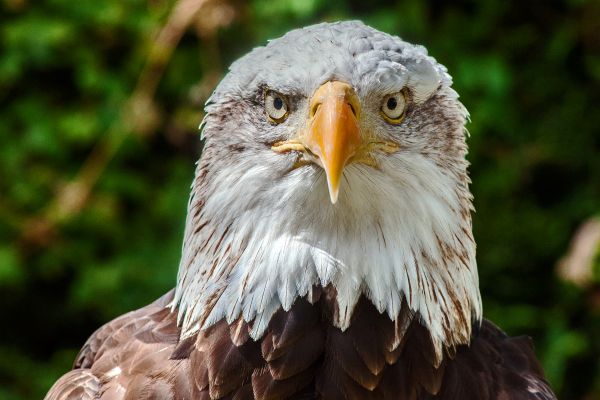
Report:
46,289,554,399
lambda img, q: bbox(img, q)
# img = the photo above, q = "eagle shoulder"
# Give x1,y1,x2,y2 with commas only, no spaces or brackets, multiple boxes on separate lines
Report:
45,290,191,400
433,320,556,400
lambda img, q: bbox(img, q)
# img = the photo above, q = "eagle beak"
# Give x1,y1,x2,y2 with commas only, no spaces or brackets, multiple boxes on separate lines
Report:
303,81,362,204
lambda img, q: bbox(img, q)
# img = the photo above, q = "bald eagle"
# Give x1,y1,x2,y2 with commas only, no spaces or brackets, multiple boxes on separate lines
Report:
46,21,556,400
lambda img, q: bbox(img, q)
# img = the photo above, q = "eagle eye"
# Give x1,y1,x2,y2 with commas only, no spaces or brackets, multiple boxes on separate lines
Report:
381,91,407,124
265,90,289,123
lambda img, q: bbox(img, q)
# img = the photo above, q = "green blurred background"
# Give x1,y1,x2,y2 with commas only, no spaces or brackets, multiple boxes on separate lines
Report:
1,0,599,398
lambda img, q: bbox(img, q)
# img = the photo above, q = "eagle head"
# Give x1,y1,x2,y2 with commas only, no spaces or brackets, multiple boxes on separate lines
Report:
174,21,482,361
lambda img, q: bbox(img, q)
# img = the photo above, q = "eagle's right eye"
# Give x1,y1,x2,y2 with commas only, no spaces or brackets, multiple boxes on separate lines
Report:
381,91,407,124
265,90,289,123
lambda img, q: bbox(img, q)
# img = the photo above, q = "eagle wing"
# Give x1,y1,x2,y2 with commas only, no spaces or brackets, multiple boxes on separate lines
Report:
43,369,101,400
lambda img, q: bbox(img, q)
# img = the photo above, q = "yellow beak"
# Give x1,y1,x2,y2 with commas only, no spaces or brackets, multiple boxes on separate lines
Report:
303,81,362,203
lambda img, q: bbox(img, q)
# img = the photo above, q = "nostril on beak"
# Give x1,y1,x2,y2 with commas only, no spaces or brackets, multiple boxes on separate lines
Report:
348,102,357,118
310,102,321,118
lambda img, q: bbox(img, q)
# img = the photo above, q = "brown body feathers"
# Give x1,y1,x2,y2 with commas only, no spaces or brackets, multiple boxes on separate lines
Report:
46,289,554,400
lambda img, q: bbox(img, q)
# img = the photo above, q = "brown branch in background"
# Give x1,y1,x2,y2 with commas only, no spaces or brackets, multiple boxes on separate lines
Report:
20,0,235,247
557,216,600,288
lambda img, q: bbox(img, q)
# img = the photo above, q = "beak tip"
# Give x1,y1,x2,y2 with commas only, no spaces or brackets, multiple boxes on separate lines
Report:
328,186,339,204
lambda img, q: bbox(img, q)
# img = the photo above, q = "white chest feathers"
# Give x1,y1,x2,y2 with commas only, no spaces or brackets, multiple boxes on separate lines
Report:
174,150,482,363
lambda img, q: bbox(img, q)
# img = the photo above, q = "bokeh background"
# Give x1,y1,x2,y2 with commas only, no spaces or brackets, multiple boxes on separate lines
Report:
1,0,599,398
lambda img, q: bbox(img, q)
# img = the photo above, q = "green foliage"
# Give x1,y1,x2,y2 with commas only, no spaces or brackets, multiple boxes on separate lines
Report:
0,0,599,398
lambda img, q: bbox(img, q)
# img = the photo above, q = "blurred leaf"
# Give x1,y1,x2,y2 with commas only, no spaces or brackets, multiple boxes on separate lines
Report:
0,246,22,286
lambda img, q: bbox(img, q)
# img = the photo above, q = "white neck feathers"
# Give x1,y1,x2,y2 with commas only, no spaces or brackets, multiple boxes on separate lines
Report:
174,144,482,364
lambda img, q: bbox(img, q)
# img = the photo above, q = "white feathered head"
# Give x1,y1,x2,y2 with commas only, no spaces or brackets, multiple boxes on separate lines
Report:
174,21,481,362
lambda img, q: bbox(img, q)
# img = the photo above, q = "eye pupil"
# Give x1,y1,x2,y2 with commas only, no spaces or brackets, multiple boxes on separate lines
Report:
273,97,283,110
387,97,397,110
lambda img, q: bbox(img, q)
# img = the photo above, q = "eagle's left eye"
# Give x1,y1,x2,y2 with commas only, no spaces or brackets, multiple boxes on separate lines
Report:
265,91,289,123
381,91,407,123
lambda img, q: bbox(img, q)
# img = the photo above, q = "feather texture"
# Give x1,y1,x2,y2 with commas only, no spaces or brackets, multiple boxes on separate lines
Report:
46,290,555,399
